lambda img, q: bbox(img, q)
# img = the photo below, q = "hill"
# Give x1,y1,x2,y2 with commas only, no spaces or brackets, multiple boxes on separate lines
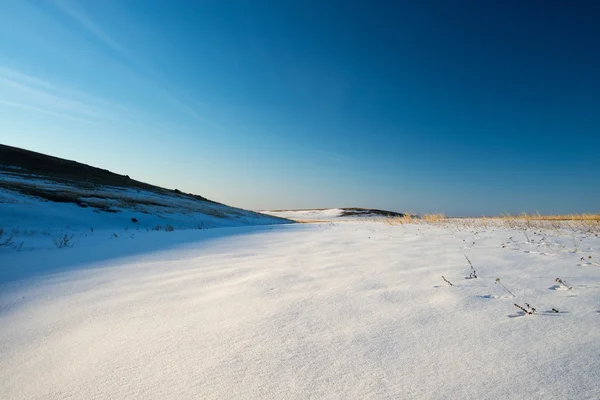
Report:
0,144,289,233
263,208,406,221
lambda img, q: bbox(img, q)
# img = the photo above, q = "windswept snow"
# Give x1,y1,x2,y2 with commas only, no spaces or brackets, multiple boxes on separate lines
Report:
0,170,288,235
263,208,348,221
262,208,402,221
1,221,600,399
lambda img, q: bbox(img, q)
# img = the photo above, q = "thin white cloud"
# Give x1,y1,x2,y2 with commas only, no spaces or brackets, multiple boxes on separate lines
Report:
0,99,95,124
0,66,180,136
49,0,224,129
0,66,131,114
0,67,58,91
50,0,132,60
0,76,106,119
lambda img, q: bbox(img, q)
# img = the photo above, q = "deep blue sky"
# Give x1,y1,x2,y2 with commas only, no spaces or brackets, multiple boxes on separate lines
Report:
1,1,599,215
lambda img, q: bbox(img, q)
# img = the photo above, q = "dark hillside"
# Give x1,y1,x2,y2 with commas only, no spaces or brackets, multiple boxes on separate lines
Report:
0,144,216,204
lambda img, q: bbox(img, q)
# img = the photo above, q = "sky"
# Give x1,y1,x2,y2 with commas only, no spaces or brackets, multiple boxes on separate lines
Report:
1,0,599,216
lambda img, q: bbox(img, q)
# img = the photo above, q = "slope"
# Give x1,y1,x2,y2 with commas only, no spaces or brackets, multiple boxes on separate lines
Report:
0,144,290,237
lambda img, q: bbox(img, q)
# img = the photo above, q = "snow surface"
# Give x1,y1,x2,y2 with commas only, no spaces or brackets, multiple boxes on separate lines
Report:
0,171,287,235
263,208,360,221
2,220,600,399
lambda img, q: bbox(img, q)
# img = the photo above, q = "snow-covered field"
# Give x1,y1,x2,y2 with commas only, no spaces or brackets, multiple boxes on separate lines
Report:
2,219,600,399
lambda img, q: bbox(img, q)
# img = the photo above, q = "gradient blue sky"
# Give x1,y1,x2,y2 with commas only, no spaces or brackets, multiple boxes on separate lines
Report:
1,1,599,215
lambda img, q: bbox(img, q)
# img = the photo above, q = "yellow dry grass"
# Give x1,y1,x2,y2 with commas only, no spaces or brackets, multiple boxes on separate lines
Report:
296,212,599,234
382,212,599,233
499,213,600,221
421,213,447,223
386,213,446,225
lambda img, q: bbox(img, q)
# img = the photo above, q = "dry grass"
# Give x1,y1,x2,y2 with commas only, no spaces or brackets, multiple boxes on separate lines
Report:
381,213,599,234
279,212,599,234
421,213,447,223
500,213,600,221
385,214,416,225
385,214,446,225
454,214,598,234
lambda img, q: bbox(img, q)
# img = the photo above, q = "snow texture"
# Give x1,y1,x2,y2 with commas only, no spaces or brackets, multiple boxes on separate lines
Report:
0,170,287,234
263,208,365,221
1,219,600,399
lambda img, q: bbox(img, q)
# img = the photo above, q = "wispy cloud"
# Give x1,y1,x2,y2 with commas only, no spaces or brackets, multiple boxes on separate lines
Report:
49,0,135,64
0,67,165,134
48,0,224,129
0,67,58,91
0,99,94,124
0,66,131,114
0,75,106,119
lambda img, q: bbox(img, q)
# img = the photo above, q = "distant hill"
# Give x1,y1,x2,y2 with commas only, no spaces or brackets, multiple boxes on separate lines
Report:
262,208,406,221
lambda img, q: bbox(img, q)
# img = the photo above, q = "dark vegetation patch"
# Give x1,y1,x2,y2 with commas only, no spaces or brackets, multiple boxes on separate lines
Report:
0,144,218,204
339,208,405,217
268,208,405,217
268,208,331,212
3,181,121,213
0,145,291,222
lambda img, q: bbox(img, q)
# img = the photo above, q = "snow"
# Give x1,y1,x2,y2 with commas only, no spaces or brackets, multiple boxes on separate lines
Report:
1,219,600,399
263,208,361,221
0,171,288,235
262,208,405,221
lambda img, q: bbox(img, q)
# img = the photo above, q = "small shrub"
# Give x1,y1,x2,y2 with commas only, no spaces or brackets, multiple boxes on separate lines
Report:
555,277,572,290
164,224,175,232
53,234,74,249
464,254,477,279
0,229,14,247
524,303,537,313
514,303,534,315
131,217,139,223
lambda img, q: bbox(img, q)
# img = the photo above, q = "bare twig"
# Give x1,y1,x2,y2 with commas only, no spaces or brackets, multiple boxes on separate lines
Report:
464,254,477,279
555,277,572,290
495,278,516,297
442,276,454,287
0,228,14,247
52,234,74,249
514,303,533,315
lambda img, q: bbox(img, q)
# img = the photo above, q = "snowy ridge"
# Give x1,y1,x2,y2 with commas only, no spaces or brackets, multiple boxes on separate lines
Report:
263,207,405,221
0,170,286,232
0,145,290,238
